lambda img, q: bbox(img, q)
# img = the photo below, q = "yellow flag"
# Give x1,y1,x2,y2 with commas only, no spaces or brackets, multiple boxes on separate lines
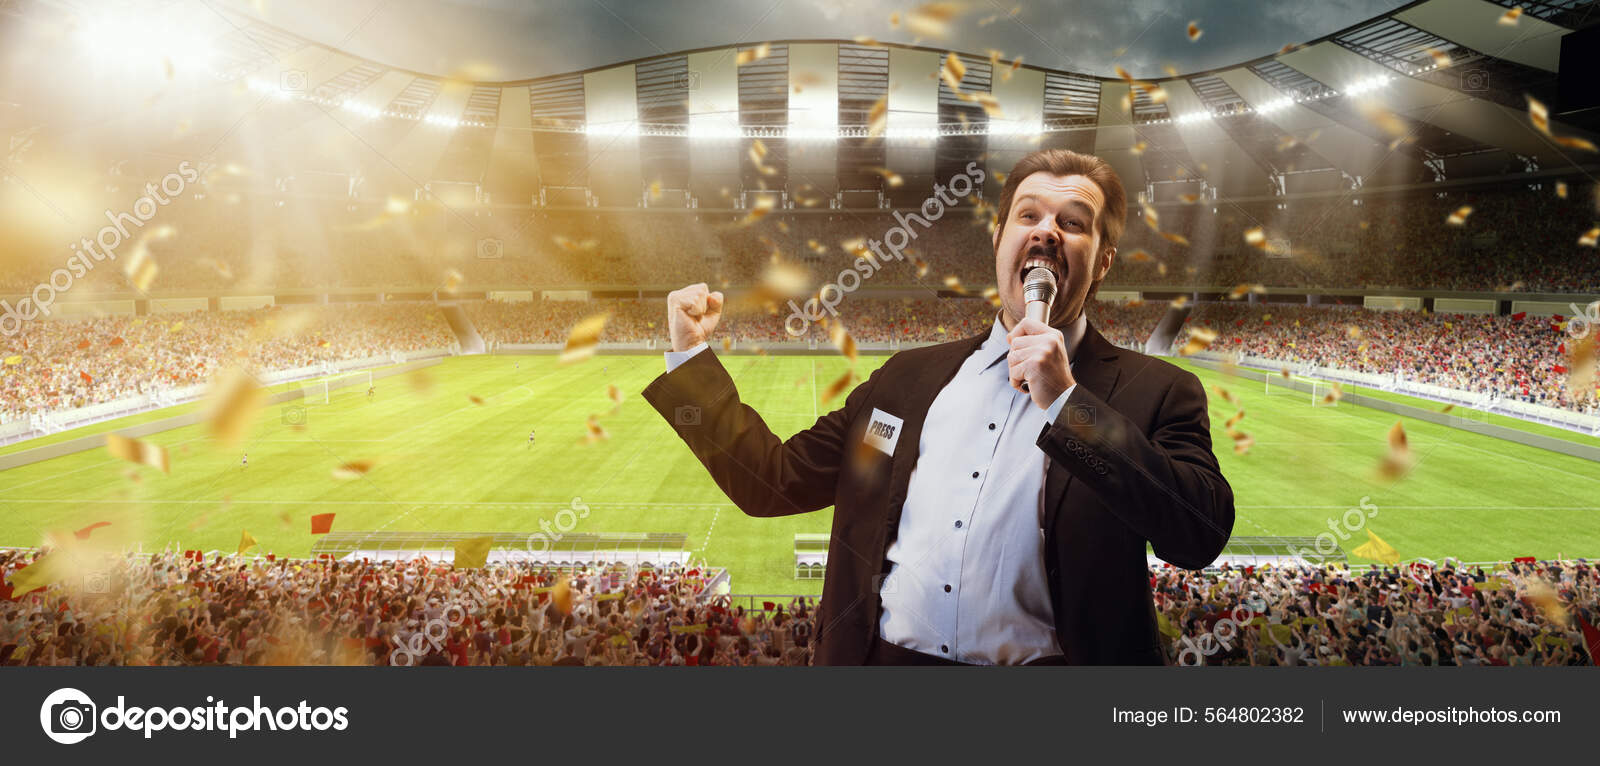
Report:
1352,530,1399,565
237,530,258,556
3,355,20,365
453,536,493,569
5,550,72,597
1157,611,1179,639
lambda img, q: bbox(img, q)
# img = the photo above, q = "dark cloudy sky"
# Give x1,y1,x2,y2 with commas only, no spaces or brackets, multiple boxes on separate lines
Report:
223,0,1413,80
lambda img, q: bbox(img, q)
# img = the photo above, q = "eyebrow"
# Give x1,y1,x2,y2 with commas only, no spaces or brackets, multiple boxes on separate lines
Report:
1013,194,1096,221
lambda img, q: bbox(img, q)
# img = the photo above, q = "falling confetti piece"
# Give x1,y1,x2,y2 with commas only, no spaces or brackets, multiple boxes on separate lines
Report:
1579,228,1598,247
1178,193,1200,204
206,369,265,448
443,268,464,293
560,313,610,364
1445,205,1473,225
1424,47,1452,68
1498,6,1522,26
331,460,374,480
739,195,776,225
867,96,888,138
830,323,858,362
906,1,964,40
941,52,968,92
736,42,771,66
1322,382,1344,405
943,275,967,294
1178,327,1217,356
820,369,857,403
1187,20,1202,41
868,167,904,187
1556,181,1568,198
1130,141,1147,156
106,434,170,474
1212,385,1238,406
981,286,1003,308
1171,295,1189,309
585,415,609,443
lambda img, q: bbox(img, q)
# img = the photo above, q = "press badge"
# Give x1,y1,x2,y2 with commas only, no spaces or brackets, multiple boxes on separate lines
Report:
863,408,904,457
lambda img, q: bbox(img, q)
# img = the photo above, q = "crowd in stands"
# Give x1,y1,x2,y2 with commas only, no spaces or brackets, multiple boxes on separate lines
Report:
1156,558,1598,666
0,304,454,424
3,547,1592,666
3,181,1595,295
0,550,818,667
1173,301,1598,412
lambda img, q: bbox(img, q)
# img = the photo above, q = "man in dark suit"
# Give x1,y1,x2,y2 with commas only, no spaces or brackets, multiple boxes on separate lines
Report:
643,149,1233,665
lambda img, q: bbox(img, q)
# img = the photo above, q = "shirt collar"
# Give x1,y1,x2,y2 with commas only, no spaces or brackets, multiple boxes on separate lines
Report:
980,311,1089,371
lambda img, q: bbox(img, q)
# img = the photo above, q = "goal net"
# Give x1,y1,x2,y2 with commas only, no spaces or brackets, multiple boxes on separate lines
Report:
1264,372,1336,406
301,371,373,406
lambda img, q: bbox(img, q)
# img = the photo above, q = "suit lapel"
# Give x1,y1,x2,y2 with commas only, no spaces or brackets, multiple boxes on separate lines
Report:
1044,321,1122,522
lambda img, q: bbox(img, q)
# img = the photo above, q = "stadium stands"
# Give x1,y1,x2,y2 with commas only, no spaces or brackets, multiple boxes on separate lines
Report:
2,548,1592,666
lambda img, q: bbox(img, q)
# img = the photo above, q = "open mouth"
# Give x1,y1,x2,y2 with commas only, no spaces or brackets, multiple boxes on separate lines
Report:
1019,248,1062,285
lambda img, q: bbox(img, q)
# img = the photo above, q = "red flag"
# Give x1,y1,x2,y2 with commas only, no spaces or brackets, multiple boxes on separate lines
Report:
1555,365,1569,374
73,521,111,540
266,553,275,562
763,601,776,611
1514,556,1536,564
1511,312,1527,321
1580,617,1600,664
310,513,336,535
80,372,93,385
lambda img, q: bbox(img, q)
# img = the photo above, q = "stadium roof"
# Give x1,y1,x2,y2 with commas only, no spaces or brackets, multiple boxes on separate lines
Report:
2,0,1597,209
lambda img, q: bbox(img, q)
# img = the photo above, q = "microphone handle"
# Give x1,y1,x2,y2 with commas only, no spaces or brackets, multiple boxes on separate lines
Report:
1019,296,1054,392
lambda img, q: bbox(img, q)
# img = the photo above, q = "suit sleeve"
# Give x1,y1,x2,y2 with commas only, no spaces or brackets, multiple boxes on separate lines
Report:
1035,369,1233,570
642,349,883,518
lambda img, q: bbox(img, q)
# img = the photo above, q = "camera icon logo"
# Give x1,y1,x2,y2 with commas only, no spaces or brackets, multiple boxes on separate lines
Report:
675,405,701,426
477,238,504,259
82,570,110,595
280,69,308,93
282,404,307,427
39,688,96,744
675,70,701,91
1460,69,1488,92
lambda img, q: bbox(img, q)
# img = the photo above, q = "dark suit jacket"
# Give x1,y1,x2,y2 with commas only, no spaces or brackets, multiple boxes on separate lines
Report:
642,320,1234,665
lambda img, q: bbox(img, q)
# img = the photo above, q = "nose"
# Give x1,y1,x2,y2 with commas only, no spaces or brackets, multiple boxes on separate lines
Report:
1027,224,1060,251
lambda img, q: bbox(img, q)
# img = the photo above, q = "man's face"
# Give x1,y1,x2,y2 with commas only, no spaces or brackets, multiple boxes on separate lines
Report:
991,172,1115,329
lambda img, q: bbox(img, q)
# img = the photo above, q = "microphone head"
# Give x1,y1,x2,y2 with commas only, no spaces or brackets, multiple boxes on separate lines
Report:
1023,266,1058,304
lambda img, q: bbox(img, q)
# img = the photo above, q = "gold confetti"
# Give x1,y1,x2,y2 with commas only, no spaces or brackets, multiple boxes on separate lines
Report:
443,268,464,293
1178,327,1217,356
867,96,888,138
1171,295,1189,309
1128,250,1154,263
1567,334,1596,399
1178,193,1200,204
552,578,574,614
906,1,964,40
1158,231,1191,246
553,235,598,252
206,369,265,448
1424,47,1452,68
649,180,662,199
1579,227,1599,247
981,286,1002,308
106,434,170,474
830,323,857,362
585,415,609,443
1212,385,1239,406
868,167,904,187
913,257,930,277
1187,20,1202,41
1556,181,1568,199
1130,141,1147,156
331,460,374,481
1346,324,1363,339
1163,64,1180,78
943,275,967,294
941,52,967,92
1498,6,1522,26
1322,382,1343,405
468,395,485,405
1226,284,1261,300
736,42,771,66
739,195,776,226
1553,135,1598,152
820,369,856,403
559,313,610,364
853,35,883,46
1445,206,1473,226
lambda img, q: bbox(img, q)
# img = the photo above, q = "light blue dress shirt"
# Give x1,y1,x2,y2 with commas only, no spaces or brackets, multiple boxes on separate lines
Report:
664,312,1085,665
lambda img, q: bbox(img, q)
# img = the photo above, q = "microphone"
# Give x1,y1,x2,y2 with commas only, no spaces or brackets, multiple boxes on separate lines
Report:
1019,266,1058,393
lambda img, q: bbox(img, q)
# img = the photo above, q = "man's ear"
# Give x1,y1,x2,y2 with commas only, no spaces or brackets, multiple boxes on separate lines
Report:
1095,245,1116,282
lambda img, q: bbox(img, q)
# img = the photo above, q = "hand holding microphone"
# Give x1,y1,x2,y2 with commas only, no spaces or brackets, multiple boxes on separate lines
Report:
1007,266,1074,410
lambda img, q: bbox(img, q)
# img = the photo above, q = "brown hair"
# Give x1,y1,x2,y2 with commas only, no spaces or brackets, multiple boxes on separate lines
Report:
993,149,1128,263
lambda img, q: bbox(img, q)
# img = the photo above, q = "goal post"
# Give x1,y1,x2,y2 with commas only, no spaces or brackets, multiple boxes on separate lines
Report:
300,370,373,407
1264,372,1336,406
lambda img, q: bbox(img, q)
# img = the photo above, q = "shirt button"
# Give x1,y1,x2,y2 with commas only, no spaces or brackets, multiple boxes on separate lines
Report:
954,520,963,529
971,471,979,479
944,584,952,593
940,644,949,654
988,423,996,430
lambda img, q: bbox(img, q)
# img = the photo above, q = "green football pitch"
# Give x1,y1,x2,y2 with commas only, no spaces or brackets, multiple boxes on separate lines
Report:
2,353,1597,594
